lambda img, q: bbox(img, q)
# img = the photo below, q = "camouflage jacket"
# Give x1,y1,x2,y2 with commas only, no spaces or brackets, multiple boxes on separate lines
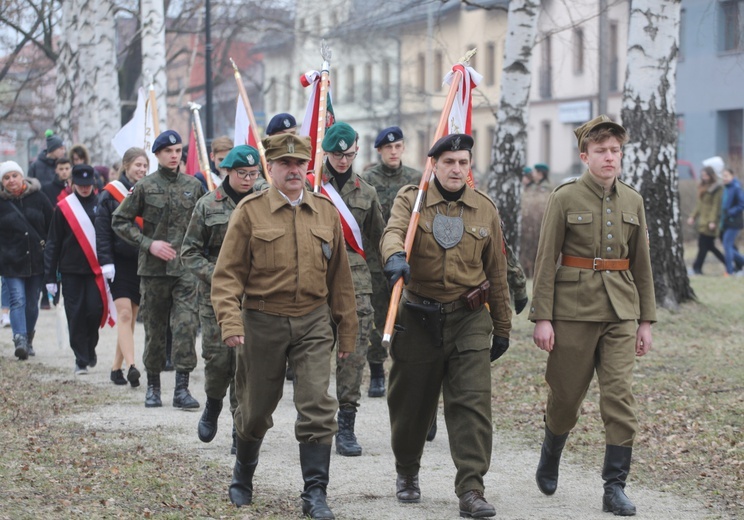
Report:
112,165,205,277
322,165,385,294
362,162,422,222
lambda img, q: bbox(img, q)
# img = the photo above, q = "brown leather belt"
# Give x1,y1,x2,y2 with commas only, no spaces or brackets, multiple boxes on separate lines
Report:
561,255,629,271
403,290,465,314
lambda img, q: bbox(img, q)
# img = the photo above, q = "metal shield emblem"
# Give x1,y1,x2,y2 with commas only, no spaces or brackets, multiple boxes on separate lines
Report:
432,213,464,249
322,242,332,260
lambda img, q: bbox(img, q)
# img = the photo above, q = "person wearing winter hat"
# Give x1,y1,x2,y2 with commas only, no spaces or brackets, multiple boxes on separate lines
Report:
28,130,67,185
0,160,54,360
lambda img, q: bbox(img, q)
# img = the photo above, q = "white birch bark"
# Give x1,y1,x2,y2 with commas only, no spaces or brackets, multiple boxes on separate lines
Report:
486,0,540,256
141,0,168,132
621,0,692,308
76,0,121,166
54,0,79,145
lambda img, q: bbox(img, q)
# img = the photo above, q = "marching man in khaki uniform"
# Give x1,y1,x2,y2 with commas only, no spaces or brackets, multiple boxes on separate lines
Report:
381,134,511,518
210,133,358,520
530,115,656,516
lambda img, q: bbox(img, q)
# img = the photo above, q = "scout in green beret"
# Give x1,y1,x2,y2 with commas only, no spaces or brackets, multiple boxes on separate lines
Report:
322,122,358,154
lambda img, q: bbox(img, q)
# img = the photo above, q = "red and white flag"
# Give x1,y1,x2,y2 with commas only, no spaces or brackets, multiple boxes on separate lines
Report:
300,71,335,171
443,64,482,186
111,87,158,174
185,128,199,176
234,96,258,147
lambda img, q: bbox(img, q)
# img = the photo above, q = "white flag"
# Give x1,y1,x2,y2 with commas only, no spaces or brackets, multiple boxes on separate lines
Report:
234,95,253,146
111,87,158,173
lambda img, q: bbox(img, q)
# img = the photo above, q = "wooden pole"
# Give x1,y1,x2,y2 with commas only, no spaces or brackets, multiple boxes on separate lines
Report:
230,58,270,184
312,40,332,193
148,80,161,136
189,102,216,192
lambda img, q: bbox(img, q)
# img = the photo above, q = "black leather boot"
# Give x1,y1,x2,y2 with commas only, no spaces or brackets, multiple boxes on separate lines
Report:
335,408,362,457
145,373,162,408
231,424,237,455
536,425,569,495
27,331,36,356
13,334,28,360
602,445,636,516
367,363,385,397
173,371,200,409
229,436,263,506
198,397,223,442
300,443,335,519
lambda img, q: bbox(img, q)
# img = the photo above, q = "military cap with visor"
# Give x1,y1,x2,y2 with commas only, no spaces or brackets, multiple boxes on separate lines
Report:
427,133,474,158
322,122,357,153
152,130,182,154
574,115,626,152
263,133,312,161
220,145,261,170
72,164,96,186
374,126,404,148
266,113,297,136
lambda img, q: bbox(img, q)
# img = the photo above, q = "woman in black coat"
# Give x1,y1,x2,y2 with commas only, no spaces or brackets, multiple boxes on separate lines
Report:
0,161,53,359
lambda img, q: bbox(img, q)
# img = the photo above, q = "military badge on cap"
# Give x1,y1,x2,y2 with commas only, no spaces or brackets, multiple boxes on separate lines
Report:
169,134,176,144
283,118,291,128
451,136,461,150
247,154,255,165
152,130,183,153
71,164,96,186
387,133,395,142
374,126,404,148
220,144,261,169
427,133,474,158
339,139,348,151
266,113,297,136
322,122,357,153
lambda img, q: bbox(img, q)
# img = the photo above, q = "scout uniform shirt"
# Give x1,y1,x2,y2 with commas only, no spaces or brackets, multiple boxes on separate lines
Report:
381,184,512,340
210,186,359,352
112,165,205,277
529,170,657,323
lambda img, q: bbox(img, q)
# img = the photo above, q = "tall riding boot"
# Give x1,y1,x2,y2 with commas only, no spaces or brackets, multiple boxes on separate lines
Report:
229,436,263,506
299,443,335,519
173,371,200,409
602,445,636,516
13,334,29,360
27,330,36,356
145,373,162,407
535,425,570,495
335,408,362,457
198,397,223,442
368,363,385,397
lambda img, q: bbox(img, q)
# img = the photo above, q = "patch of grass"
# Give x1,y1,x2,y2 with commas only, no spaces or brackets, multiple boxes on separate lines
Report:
0,358,297,519
493,275,743,519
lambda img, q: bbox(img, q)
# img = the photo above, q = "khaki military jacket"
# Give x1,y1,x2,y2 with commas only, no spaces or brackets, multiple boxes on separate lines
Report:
690,183,723,237
529,170,657,323
112,165,205,277
381,184,512,339
211,186,359,352
322,166,385,295
362,162,422,222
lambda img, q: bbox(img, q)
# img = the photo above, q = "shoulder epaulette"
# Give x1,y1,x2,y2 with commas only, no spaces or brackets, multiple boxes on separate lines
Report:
553,178,577,192
235,189,266,209
617,177,640,194
310,191,334,204
473,188,499,211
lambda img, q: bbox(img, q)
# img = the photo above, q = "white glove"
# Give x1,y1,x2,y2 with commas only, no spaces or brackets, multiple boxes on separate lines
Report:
46,283,58,297
101,264,116,282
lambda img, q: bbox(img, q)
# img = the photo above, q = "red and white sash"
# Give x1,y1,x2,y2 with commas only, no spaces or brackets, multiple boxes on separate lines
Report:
306,173,365,259
104,181,143,229
57,193,116,328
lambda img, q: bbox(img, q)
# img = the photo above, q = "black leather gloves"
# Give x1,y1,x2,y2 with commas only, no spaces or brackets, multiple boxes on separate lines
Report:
383,252,411,289
515,297,529,315
490,336,510,362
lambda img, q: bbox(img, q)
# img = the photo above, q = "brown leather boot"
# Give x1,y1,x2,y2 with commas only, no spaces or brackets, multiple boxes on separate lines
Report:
396,473,420,503
458,490,496,518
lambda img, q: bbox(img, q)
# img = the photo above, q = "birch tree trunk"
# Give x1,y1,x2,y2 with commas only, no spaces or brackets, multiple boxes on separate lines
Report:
77,0,121,166
486,0,540,256
54,0,79,145
621,0,692,309
141,0,168,131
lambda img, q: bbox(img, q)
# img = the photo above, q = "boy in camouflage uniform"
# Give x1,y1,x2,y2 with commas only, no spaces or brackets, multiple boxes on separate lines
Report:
182,145,267,452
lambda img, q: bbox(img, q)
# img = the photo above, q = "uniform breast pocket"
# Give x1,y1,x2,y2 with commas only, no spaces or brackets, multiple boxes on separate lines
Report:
252,227,287,271
566,211,594,246
143,191,166,224
310,226,334,270
459,223,489,266
414,219,435,257
205,211,230,248
621,212,639,243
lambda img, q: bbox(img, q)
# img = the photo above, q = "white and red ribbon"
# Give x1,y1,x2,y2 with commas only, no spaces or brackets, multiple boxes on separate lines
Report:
443,64,482,187
300,71,334,171
57,194,116,328
306,173,365,259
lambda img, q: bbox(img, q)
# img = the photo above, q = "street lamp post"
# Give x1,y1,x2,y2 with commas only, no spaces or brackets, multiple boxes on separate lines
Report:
205,0,214,139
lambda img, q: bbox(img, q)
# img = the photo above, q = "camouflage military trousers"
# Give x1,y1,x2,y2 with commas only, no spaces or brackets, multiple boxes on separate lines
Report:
336,293,373,410
199,299,237,412
367,265,389,365
140,274,198,374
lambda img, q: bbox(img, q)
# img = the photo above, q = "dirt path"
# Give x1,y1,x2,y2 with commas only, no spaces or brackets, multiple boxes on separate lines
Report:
6,308,715,519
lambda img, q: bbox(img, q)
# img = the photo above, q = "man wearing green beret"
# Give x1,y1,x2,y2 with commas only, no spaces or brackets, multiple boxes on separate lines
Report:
182,145,268,455
533,163,552,192
318,122,386,458
530,115,656,516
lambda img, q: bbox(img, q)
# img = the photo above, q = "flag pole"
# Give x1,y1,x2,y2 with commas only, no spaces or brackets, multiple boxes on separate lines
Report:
229,58,270,184
312,40,332,193
381,49,477,349
188,102,216,191
148,75,161,136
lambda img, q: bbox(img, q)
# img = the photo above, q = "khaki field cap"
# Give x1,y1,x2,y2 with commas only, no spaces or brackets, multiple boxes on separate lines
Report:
262,133,312,161
574,115,626,152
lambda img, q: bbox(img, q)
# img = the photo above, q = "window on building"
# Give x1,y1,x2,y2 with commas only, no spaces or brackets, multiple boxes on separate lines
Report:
382,61,391,100
364,63,372,103
720,1,744,52
417,53,426,92
539,35,552,99
573,28,584,75
283,74,290,111
609,22,619,92
718,109,743,164
486,42,496,86
346,65,355,103
434,51,443,91
541,120,551,167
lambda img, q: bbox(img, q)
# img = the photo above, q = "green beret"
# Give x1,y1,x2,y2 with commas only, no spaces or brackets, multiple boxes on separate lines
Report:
322,122,357,153
263,133,312,161
220,145,261,169
534,163,549,172
574,115,626,152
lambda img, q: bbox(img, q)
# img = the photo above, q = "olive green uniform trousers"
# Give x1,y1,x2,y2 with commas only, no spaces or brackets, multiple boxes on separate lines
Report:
199,300,238,412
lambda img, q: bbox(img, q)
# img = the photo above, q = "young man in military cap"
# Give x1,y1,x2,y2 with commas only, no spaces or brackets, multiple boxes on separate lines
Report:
533,163,552,192
381,133,511,518
530,115,655,516
182,145,268,454
112,130,206,409
265,112,298,136
361,126,421,398
44,164,105,374
319,121,385,457
210,132,358,519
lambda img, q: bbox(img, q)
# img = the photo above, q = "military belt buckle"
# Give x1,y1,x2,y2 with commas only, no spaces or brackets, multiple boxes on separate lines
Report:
592,258,602,271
